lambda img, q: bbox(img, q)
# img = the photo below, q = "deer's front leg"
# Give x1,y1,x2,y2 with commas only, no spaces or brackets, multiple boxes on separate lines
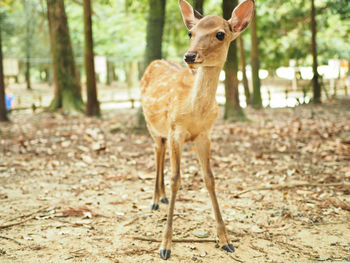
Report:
160,132,184,260
195,133,235,253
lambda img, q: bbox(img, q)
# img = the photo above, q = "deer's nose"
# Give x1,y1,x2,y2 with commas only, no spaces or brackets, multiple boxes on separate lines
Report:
184,52,197,63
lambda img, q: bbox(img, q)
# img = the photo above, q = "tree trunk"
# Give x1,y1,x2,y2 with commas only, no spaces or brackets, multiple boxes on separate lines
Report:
23,0,32,90
238,36,250,105
193,0,204,15
25,58,31,90
0,24,8,122
140,0,166,127
112,63,117,81
222,0,245,121
46,0,84,114
251,9,262,109
106,60,112,85
144,0,166,69
311,0,321,103
84,0,100,116
25,21,31,90
47,1,59,105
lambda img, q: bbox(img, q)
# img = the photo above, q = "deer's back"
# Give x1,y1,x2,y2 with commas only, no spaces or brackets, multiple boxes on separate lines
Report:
141,60,195,138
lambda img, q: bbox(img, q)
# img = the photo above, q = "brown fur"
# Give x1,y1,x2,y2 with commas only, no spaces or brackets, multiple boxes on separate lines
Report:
140,0,255,259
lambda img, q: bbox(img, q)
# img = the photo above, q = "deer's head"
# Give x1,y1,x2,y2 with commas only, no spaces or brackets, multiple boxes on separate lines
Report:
179,0,254,69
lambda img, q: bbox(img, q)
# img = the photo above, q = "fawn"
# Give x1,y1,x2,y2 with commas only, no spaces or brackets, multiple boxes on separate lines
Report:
140,0,254,259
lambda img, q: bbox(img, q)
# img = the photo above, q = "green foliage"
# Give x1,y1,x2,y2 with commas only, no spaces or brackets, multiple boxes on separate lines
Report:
0,0,349,75
256,0,350,69
2,0,50,60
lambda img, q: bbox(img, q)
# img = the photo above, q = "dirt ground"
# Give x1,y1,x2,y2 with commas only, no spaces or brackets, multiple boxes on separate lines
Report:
1,99,350,263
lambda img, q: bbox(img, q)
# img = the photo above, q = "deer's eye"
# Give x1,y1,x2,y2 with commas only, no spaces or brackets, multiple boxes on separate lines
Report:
216,32,225,41
188,32,192,39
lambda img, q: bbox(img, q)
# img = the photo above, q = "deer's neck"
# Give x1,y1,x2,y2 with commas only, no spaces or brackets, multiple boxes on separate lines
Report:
190,66,221,112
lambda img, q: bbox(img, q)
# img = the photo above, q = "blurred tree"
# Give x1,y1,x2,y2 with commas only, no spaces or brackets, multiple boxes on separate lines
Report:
193,0,204,15
22,0,35,90
238,36,250,105
251,8,262,109
139,0,166,126
144,0,166,69
327,0,350,76
84,0,100,116
0,18,8,122
222,0,245,121
311,0,321,103
46,0,84,114
328,0,350,19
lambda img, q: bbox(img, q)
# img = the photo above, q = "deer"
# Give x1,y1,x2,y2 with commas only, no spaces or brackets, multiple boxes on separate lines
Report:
140,0,254,259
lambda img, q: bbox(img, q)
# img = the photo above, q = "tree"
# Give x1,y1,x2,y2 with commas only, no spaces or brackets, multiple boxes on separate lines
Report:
46,0,84,114
83,0,100,116
251,9,262,109
139,0,166,126
0,21,8,122
311,0,321,103
193,0,204,15
22,0,35,90
222,0,245,121
144,0,166,68
238,36,250,105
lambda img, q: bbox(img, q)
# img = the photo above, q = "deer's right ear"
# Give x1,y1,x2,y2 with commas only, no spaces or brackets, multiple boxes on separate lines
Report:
179,0,202,30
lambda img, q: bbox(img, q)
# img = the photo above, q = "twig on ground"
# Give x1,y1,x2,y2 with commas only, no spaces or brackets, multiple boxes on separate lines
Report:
131,236,239,243
50,218,94,229
250,244,268,255
232,182,350,198
65,248,86,260
123,217,139,227
0,217,35,230
310,220,349,226
5,206,50,222
228,254,244,263
0,206,53,230
0,235,23,245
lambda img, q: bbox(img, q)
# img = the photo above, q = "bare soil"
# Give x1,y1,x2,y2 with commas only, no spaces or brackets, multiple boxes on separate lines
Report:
1,99,350,263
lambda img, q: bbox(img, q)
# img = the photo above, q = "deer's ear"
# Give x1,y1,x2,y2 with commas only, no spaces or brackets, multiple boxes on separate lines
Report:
179,0,202,30
229,0,254,33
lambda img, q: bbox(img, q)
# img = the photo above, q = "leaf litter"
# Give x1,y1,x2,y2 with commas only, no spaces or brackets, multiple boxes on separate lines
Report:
0,100,349,262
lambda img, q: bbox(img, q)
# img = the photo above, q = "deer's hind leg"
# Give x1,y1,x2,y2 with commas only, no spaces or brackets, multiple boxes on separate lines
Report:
160,131,184,259
159,138,168,204
151,137,167,210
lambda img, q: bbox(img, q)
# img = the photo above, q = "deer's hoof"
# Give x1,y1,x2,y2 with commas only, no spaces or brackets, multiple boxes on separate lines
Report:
160,197,169,204
160,249,171,260
151,204,159,210
222,243,235,253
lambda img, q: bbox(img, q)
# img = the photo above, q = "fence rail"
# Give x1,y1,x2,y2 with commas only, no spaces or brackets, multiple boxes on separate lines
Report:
8,79,349,112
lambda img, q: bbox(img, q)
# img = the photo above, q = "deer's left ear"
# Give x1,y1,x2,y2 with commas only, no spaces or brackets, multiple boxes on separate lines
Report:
179,0,203,30
229,0,254,33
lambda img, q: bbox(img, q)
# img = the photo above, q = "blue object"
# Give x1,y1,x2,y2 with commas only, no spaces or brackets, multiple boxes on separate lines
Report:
5,94,14,110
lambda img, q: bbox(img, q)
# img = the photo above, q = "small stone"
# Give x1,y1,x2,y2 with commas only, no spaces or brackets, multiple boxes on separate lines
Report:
200,251,206,257
194,231,210,238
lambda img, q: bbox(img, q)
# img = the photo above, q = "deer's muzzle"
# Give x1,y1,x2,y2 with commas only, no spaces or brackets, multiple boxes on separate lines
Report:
184,52,197,64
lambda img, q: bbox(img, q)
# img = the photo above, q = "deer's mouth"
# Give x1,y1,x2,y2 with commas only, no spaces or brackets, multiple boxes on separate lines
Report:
186,62,202,65
187,62,202,69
